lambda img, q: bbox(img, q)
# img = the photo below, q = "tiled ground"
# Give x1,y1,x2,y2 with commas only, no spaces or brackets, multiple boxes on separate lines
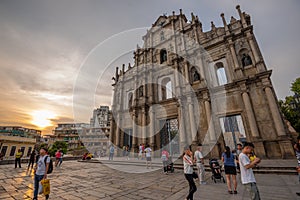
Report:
0,160,299,199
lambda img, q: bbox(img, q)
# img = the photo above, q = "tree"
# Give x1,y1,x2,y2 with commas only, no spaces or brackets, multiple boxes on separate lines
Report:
279,77,300,135
48,141,68,157
291,77,300,94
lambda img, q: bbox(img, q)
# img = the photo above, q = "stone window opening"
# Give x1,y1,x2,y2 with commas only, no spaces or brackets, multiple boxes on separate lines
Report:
138,86,144,97
161,77,172,100
160,49,167,64
215,62,228,86
128,92,133,109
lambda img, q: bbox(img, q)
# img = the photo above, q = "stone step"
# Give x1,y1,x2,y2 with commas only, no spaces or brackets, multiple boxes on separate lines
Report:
79,159,298,175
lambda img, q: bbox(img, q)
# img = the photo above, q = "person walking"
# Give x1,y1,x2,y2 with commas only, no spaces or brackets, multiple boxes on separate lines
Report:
161,148,170,174
138,144,143,160
236,143,242,172
15,149,23,168
293,136,300,183
222,146,237,194
109,145,114,161
58,150,63,167
33,147,50,200
194,144,206,184
27,150,36,170
239,142,261,200
55,150,61,167
183,145,197,200
125,145,130,160
144,144,152,169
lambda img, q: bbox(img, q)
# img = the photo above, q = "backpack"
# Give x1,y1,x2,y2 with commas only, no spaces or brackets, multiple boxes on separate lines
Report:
44,156,53,174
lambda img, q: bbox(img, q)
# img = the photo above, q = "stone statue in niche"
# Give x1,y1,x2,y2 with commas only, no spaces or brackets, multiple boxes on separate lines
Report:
241,53,252,67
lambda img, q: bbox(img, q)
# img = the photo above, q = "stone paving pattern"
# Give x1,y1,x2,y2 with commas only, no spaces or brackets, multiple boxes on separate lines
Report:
0,160,299,199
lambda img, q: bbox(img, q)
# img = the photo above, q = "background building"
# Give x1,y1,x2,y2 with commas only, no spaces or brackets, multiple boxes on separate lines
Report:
52,123,89,150
82,106,111,156
0,126,41,160
110,6,295,158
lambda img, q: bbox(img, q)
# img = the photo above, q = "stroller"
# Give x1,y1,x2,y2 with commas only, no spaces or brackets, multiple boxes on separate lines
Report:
166,162,175,173
209,158,225,183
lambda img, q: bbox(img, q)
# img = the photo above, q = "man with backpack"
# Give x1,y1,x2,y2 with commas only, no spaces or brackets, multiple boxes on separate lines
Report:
33,147,52,200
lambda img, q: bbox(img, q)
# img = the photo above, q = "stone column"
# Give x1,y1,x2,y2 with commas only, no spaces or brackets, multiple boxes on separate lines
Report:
132,113,137,150
204,100,216,141
229,41,243,79
242,92,260,137
184,61,190,84
178,100,187,153
264,87,286,136
247,35,260,64
142,108,147,144
149,106,155,150
198,54,206,83
188,96,197,143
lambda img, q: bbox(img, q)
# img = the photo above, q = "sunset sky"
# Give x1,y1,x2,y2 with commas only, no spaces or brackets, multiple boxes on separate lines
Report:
0,0,299,135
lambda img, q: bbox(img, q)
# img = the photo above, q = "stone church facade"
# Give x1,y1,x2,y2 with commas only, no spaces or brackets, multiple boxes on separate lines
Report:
109,5,295,158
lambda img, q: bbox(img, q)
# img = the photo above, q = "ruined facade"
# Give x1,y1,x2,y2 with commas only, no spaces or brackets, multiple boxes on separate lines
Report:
110,5,295,158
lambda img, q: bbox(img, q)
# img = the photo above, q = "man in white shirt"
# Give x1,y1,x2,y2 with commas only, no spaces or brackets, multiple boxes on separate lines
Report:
144,144,152,169
194,143,206,184
33,147,50,200
239,142,261,200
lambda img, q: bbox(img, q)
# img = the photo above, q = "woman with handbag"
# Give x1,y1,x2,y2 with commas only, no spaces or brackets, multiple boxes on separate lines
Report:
183,145,197,200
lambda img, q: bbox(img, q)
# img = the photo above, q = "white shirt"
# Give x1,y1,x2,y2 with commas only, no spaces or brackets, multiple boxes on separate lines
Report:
194,150,203,163
239,153,256,184
145,147,152,157
36,155,50,176
183,155,194,174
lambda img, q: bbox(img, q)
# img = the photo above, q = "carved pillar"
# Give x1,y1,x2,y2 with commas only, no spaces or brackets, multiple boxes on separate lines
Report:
141,108,147,144
178,99,187,153
204,100,216,141
247,35,260,64
229,41,243,79
188,96,197,143
264,87,286,136
242,92,260,138
132,112,137,150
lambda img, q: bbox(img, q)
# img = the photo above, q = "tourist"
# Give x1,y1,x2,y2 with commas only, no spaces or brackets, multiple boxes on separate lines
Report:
109,145,114,161
125,145,130,160
293,136,300,183
55,150,61,167
239,142,261,200
222,146,237,194
15,149,23,168
183,145,197,200
194,143,206,184
33,147,50,200
122,146,126,157
161,148,169,174
58,150,63,167
236,143,242,171
138,144,143,160
27,150,36,170
144,144,152,169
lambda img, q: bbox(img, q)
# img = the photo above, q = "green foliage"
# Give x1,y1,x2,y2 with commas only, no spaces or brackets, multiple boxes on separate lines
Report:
291,78,300,94
279,77,300,134
48,141,68,157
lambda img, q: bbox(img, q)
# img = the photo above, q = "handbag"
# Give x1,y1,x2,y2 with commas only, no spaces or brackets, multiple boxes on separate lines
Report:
40,179,50,195
192,172,198,179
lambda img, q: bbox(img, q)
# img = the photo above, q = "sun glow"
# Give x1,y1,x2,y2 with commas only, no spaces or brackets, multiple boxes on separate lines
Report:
31,110,56,128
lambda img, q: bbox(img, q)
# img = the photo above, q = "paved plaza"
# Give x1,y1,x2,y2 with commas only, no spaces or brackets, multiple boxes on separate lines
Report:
0,160,299,200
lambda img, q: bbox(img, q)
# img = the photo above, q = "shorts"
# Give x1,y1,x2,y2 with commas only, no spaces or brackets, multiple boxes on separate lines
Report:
146,157,152,161
224,166,237,175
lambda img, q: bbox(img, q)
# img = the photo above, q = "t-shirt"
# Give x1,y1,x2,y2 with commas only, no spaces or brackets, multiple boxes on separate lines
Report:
183,155,194,174
55,151,62,159
145,147,152,157
110,146,114,153
194,150,203,163
15,152,22,159
36,155,50,176
161,150,169,161
222,152,236,167
239,153,256,184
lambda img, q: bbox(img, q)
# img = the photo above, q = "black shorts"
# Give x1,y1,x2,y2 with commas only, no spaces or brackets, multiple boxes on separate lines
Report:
224,166,237,175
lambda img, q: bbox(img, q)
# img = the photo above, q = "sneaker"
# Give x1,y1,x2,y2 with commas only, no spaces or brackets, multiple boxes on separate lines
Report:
200,181,207,185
